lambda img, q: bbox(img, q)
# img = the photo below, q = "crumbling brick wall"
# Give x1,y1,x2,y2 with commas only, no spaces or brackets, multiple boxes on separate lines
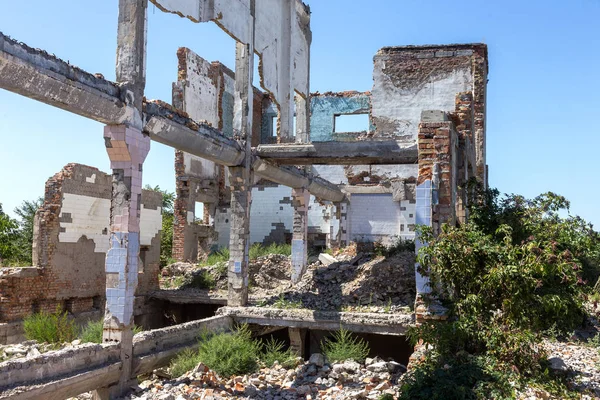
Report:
0,164,162,341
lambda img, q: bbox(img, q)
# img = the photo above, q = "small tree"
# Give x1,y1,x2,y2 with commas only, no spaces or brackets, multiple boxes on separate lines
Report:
143,185,175,266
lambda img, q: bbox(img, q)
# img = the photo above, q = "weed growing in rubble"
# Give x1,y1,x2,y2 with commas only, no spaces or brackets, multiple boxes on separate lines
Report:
249,243,291,260
374,237,415,258
185,269,216,290
321,327,369,363
199,248,230,267
23,308,77,344
170,348,203,378
259,337,297,368
272,294,302,309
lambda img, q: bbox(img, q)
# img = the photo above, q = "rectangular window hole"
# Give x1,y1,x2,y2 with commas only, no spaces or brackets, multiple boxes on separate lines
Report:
334,113,369,133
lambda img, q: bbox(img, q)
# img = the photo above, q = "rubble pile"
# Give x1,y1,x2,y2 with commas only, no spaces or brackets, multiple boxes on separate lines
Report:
160,250,415,312
119,355,405,400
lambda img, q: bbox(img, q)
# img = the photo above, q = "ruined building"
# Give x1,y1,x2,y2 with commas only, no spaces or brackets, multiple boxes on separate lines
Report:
0,0,487,398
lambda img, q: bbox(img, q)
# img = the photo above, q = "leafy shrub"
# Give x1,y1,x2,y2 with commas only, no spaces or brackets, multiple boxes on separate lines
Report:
321,327,369,363
378,395,395,400
404,187,592,397
259,338,297,368
23,309,77,344
79,320,143,343
197,325,261,377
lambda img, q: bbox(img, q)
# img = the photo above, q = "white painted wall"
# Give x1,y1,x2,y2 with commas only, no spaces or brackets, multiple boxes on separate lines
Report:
371,61,473,140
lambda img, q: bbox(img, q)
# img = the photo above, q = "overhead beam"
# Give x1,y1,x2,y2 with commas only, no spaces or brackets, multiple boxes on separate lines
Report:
255,140,419,165
0,32,127,125
143,101,245,166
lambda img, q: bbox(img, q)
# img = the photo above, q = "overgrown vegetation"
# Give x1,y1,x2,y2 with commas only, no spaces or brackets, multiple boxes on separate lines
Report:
402,184,599,399
259,337,297,368
321,327,370,363
23,308,77,344
170,326,261,378
184,269,216,290
0,198,43,267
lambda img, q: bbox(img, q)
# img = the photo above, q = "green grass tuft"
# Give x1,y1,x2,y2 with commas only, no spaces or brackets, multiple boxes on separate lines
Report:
23,308,77,344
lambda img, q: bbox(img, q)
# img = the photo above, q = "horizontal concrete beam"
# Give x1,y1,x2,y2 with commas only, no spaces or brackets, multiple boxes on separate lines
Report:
253,159,345,202
144,101,245,166
253,159,310,188
217,307,414,336
0,32,128,125
255,141,419,165
308,176,345,202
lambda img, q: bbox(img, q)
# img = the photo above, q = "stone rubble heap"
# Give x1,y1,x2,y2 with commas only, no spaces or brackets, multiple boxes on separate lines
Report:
160,251,416,313
118,354,405,400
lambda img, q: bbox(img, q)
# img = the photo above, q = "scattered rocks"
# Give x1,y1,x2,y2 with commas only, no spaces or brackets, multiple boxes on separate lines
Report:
112,355,403,400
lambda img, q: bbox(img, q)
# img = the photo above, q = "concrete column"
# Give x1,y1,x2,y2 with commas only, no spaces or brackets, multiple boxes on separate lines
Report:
295,94,310,144
100,124,150,396
96,1,148,398
277,0,294,143
228,13,254,305
288,327,307,358
291,188,310,284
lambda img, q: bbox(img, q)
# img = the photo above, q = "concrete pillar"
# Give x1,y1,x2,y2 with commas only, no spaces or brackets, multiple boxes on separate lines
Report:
227,166,251,306
291,188,310,284
228,16,254,305
288,327,307,358
295,94,310,144
100,125,150,397
96,1,148,398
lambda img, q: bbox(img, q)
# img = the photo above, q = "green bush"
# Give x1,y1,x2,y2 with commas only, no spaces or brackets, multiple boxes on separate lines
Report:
404,186,592,398
321,327,369,363
259,338,297,368
23,309,77,344
196,325,261,377
170,348,203,378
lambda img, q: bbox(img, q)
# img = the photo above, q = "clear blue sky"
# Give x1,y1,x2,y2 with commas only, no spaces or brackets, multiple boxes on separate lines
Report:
0,0,598,227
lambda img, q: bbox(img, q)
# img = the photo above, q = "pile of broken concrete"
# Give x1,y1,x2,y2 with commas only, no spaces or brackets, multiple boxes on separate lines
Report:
160,249,416,313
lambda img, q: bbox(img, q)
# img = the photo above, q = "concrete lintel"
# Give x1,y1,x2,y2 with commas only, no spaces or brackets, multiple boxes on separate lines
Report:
143,103,244,166
217,307,414,336
255,141,419,165
253,158,309,188
0,32,126,124
343,185,392,194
